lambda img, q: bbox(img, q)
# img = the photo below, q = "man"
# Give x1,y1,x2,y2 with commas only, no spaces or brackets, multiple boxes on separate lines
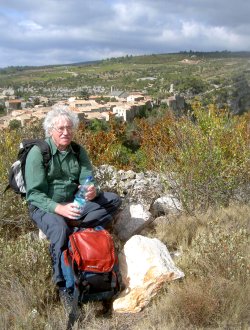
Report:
25,105,121,309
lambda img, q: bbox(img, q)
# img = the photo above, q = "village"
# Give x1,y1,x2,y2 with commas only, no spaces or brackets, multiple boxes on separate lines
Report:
0,85,185,129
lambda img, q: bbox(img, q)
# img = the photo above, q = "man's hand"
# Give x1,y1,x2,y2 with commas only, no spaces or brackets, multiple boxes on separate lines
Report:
55,203,80,219
55,185,96,219
84,184,96,201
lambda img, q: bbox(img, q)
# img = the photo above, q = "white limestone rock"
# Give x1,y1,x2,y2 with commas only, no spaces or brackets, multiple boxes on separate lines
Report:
113,235,184,313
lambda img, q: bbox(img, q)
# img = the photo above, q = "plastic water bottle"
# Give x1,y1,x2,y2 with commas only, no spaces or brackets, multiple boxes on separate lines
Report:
73,176,93,218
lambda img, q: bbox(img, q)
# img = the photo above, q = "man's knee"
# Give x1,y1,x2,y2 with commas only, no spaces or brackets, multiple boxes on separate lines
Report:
104,192,122,208
42,214,71,242
113,193,122,208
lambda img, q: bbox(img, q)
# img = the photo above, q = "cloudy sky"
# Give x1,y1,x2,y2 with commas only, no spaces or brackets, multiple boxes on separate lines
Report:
0,0,249,68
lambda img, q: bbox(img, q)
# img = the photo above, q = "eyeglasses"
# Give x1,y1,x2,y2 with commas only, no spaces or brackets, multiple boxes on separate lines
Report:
53,125,74,134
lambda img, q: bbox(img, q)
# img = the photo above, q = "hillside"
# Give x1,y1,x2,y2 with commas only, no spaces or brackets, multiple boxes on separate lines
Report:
1,51,250,114
0,89,249,329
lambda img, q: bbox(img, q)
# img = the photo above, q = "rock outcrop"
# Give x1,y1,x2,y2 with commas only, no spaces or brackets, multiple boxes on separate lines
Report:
94,165,182,240
38,166,182,241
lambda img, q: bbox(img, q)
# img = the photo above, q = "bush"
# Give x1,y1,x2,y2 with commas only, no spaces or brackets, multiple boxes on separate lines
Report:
154,104,249,211
74,102,249,213
9,119,22,130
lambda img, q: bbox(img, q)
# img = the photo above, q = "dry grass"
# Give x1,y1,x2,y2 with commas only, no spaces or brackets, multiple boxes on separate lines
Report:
134,278,250,330
137,202,250,329
0,202,249,329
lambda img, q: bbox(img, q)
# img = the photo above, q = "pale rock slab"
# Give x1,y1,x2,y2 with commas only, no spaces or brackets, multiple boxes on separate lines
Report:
151,195,182,217
113,235,184,313
38,229,47,240
114,204,152,241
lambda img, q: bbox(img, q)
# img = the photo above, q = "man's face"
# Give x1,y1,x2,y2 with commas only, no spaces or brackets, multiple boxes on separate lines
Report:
51,117,74,150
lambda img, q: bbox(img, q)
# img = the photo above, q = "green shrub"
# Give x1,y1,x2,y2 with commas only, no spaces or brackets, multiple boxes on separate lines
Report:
162,104,249,211
9,119,22,130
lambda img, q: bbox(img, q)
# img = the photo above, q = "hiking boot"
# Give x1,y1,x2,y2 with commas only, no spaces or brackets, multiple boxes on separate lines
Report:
95,299,113,317
59,287,74,314
102,299,113,315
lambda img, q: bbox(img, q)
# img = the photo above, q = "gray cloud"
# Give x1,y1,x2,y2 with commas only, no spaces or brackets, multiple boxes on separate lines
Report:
0,0,249,67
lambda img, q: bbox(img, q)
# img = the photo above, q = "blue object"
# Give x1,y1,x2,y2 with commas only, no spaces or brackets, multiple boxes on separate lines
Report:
61,252,74,290
73,176,93,219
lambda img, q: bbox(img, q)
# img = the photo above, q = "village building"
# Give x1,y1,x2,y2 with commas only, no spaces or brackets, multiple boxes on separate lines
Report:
112,98,152,122
10,109,33,117
12,114,36,127
136,77,156,81
127,93,144,102
68,99,108,113
109,90,129,101
82,111,110,121
5,99,23,111
0,107,51,128
161,94,185,115
112,104,138,121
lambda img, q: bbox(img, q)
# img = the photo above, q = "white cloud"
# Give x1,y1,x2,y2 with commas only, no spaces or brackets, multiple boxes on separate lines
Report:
181,21,201,38
204,26,247,50
113,2,156,29
18,20,43,31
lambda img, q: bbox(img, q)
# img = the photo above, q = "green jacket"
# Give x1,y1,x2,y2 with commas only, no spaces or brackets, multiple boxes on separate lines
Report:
25,137,94,213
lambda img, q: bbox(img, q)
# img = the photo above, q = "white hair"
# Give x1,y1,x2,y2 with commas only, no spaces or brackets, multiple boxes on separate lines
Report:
43,105,79,137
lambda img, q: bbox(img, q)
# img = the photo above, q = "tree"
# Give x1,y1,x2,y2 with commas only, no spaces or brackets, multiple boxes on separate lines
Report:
33,97,40,106
89,119,108,132
0,103,6,115
9,119,22,130
79,89,90,100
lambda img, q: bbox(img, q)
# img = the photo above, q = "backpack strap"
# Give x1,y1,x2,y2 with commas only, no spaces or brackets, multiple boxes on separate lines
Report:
70,141,81,162
20,139,51,180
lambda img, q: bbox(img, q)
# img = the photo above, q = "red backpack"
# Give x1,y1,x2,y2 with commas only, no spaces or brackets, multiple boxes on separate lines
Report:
69,227,115,273
62,227,122,303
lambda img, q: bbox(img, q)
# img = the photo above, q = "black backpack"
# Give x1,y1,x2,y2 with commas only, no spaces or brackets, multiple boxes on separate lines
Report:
5,139,80,197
